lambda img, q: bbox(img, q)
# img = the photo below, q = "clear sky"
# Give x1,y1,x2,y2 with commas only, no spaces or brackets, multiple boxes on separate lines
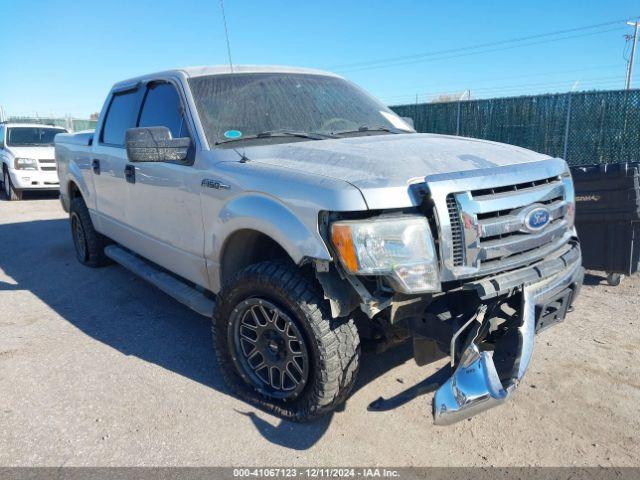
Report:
1,0,638,118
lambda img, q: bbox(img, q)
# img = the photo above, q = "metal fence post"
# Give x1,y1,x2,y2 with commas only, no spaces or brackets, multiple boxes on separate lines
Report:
562,92,573,161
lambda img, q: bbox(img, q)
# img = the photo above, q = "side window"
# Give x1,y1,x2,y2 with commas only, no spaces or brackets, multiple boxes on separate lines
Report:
101,89,141,146
0,127,4,148
138,83,189,139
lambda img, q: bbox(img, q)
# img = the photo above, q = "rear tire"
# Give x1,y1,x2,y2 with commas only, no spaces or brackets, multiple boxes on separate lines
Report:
213,260,360,422
70,196,110,267
3,168,22,201
606,272,624,286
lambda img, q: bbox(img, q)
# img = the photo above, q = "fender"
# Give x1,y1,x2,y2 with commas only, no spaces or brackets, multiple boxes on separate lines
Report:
64,161,92,203
55,131,96,211
60,157,96,219
208,193,332,292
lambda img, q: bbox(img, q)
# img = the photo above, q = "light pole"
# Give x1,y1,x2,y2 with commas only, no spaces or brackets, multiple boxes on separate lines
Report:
625,18,639,90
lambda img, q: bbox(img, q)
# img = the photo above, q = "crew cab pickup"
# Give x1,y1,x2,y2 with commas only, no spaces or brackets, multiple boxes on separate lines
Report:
55,66,584,425
1,123,67,200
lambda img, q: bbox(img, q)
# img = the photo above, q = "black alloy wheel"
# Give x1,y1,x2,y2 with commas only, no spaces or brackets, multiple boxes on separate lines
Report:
71,211,88,262
229,298,309,400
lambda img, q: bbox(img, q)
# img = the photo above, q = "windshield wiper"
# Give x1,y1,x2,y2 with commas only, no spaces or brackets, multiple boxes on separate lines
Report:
332,125,401,136
215,130,332,145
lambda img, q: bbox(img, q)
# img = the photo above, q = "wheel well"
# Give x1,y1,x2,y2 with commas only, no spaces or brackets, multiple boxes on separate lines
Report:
68,181,82,198
220,229,294,285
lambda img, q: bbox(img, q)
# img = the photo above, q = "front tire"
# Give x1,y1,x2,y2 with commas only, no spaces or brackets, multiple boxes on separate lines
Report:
69,196,110,267
213,261,360,421
3,169,22,201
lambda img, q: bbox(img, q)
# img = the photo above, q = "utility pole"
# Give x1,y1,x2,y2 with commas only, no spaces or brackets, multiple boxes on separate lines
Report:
625,18,639,90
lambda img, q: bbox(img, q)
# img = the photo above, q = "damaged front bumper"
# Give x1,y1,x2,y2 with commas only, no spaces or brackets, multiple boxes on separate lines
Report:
432,245,584,425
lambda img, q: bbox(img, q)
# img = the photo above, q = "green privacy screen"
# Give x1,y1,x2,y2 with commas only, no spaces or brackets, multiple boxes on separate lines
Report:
391,89,640,166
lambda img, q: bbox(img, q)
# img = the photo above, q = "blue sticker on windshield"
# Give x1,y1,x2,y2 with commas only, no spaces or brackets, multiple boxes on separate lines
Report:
224,130,242,139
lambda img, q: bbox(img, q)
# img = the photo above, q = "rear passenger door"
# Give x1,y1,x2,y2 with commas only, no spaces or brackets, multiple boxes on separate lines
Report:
91,86,143,239
123,81,208,288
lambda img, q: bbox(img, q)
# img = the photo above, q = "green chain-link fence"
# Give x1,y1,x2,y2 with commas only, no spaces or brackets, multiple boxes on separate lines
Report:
391,89,640,166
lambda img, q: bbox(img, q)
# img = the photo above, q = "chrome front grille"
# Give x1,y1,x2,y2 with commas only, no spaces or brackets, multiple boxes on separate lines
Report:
38,159,56,171
453,174,572,276
446,194,465,267
470,175,561,197
423,158,575,282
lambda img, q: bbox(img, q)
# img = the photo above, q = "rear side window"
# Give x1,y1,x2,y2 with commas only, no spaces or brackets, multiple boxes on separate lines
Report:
101,89,141,146
138,83,189,138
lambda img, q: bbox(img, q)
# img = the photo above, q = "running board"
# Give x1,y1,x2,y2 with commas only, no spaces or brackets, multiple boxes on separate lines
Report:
104,245,216,317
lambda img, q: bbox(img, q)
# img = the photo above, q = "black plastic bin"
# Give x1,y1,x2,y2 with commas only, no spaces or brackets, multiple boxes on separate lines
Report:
570,162,640,286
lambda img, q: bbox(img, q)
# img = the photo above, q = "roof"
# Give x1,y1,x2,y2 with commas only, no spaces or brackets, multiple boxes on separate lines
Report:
181,65,341,78
113,65,342,89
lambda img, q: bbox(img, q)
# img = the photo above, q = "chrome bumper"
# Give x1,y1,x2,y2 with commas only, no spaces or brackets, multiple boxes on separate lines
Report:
432,252,584,425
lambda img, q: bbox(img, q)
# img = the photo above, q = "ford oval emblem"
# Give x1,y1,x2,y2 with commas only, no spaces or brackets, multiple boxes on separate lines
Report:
525,207,551,231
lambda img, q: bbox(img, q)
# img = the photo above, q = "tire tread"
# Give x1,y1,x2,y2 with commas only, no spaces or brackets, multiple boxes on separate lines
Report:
70,196,111,268
2,168,22,201
212,260,360,421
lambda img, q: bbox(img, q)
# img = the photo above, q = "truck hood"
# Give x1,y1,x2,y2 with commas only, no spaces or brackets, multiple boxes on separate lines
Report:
5,145,56,161
243,133,553,209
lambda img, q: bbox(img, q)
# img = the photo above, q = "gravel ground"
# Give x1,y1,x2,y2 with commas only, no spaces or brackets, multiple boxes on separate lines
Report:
0,194,638,467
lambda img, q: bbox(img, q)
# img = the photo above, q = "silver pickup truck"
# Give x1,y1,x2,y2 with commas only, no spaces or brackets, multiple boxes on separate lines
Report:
55,65,584,425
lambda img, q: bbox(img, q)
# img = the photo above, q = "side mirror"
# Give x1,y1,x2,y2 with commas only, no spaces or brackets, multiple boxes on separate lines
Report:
401,117,415,129
125,127,190,163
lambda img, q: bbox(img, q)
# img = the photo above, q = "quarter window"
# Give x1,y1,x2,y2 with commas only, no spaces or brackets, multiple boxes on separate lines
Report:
138,83,189,138
101,89,141,146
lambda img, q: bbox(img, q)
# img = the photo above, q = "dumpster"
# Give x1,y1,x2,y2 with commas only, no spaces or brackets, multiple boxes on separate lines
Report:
570,162,640,286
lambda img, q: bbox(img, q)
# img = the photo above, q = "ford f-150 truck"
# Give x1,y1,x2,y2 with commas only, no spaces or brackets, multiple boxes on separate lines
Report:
55,66,584,425
1,123,67,200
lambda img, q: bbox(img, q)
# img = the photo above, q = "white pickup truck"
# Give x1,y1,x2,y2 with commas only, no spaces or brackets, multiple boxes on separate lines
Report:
1,123,67,200
55,66,584,425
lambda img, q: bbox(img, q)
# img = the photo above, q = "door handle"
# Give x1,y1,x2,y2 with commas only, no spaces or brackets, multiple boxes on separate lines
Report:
124,164,135,184
92,159,100,175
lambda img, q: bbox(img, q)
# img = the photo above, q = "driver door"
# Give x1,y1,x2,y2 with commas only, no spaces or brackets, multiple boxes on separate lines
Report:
124,81,208,288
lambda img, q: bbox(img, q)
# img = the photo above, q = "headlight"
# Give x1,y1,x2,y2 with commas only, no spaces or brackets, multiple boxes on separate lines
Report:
331,215,440,293
14,158,38,170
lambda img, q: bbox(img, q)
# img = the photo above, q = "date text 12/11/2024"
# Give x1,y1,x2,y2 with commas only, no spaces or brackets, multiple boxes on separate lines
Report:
232,468,400,478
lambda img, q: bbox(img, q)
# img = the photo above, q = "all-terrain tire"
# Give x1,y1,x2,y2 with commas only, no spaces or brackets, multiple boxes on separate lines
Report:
69,196,110,267
606,272,624,286
212,260,360,421
2,168,22,201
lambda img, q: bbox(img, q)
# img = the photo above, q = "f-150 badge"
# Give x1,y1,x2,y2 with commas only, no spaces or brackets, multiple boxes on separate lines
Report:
202,179,230,190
